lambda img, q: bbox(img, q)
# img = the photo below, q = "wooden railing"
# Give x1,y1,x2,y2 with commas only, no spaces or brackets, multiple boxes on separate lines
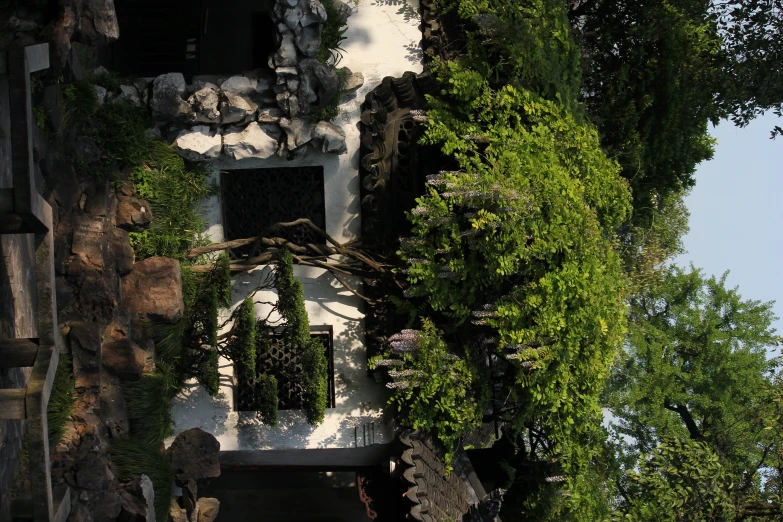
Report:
0,43,72,522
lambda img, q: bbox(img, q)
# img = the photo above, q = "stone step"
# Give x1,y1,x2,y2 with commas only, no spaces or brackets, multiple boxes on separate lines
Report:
0,338,39,368
0,388,27,419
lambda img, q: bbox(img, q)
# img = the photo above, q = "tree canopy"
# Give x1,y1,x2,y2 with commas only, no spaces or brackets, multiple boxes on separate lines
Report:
607,266,783,520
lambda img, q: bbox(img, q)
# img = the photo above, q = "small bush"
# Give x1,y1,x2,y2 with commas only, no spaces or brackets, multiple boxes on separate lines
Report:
225,297,257,382
317,0,348,65
61,79,99,134
112,438,173,522
47,353,75,447
122,362,181,447
256,374,279,427
300,337,328,426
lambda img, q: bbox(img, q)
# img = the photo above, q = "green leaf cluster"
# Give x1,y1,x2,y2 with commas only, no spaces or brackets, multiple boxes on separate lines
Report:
384,319,483,458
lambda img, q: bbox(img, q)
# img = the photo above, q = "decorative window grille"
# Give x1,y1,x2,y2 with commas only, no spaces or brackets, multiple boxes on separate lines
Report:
235,326,335,412
221,167,326,258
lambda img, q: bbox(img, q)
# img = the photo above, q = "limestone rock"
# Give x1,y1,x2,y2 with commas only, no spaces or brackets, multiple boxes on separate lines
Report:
341,68,364,93
258,122,283,141
188,87,221,124
301,0,327,26
70,321,102,389
220,92,259,124
75,451,115,491
135,78,150,105
94,84,107,105
117,475,155,522
151,73,194,123
116,197,153,232
284,7,303,29
198,498,220,522
220,75,258,95
170,499,188,522
110,227,135,276
168,428,221,483
71,215,106,270
313,120,347,154
273,33,298,67
79,0,120,45
102,337,146,381
298,58,340,108
174,126,222,161
100,378,129,439
280,118,315,150
119,84,141,105
122,257,185,329
296,24,321,58
222,122,279,160
257,107,285,123
331,0,354,24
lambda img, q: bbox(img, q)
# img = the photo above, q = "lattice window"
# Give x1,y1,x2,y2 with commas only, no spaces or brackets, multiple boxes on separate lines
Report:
235,327,335,412
221,167,326,258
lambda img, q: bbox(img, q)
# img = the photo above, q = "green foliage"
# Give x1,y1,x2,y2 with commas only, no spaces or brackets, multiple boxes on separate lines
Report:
619,192,690,295
225,297,257,382
300,336,328,425
575,0,723,225
47,353,74,448
256,373,279,427
90,101,152,173
317,0,348,65
128,141,213,261
607,266,779,466
611,438,738,522
271,249,328,425
712,0,783,136
311,69,348,122
606,266,783,519
385,319,482,458
439,0,582,109
111,438,174,522
122,362,181,447
198,346,220,397
61,79,99,134
392,58,630,516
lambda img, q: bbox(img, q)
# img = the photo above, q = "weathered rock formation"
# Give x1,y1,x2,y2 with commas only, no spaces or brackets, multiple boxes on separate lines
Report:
168,428,221,484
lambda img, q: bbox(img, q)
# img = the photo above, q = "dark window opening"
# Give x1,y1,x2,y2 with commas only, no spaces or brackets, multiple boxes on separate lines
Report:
221,167,326,259
235,326,336,412
109,0,276,78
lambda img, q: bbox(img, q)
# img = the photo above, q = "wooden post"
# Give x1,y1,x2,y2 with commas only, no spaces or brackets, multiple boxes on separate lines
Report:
2,44,49,234
26,195,58,522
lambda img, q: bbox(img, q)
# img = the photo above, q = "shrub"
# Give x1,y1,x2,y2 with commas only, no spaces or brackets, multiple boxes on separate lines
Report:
256,374,279,427
112,438,174,522
317,0,348,65
225,297,257,382
122,362,181,447
300,337,328,426
383,319,482,458
47,353,75,447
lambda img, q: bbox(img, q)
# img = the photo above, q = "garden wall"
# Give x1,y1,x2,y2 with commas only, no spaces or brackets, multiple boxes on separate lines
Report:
168,0,423,458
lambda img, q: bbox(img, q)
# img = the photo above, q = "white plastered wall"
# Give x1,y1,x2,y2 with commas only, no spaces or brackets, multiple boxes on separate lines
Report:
168,0,422,454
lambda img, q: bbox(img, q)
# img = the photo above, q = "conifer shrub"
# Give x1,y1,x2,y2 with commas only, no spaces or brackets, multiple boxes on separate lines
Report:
256,374,279,427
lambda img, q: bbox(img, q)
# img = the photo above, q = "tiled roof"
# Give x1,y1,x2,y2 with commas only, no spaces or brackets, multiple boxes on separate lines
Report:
399,431,470,522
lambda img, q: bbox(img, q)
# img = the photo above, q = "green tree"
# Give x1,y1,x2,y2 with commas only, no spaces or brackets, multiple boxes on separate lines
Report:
572,0,724,225
606,266,783,519
713,0,783,137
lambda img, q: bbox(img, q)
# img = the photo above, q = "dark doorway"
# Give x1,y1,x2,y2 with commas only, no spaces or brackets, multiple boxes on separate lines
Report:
110,0,201,77
200,0,277,75
110,0,276,78
200,470,371,522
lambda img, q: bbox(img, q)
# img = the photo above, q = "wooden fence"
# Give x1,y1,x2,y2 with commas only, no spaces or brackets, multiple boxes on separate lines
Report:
0,43,72,522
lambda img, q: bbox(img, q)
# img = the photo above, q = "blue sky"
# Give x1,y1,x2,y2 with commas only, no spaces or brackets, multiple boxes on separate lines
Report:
674,112,782,338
